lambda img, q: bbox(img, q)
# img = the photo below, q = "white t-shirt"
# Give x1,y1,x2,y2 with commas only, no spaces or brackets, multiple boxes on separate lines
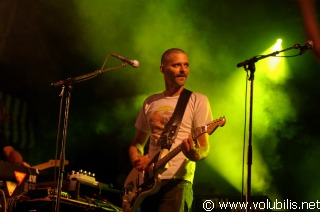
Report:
135,91,212,183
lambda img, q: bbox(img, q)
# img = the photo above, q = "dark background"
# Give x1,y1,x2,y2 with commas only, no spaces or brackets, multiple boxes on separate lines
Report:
1,0,320,209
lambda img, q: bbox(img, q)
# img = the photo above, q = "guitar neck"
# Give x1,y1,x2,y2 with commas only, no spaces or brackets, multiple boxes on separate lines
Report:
32,164,49,170
154,144,182,171
32,160,69,170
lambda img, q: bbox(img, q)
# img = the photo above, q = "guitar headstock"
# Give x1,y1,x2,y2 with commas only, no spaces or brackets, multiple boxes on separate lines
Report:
70,170,97,185
211,116,226,126
206,116,226,135
193,116,226,139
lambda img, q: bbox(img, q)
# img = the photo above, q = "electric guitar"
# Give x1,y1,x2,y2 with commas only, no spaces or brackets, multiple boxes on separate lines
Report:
121,116,226,212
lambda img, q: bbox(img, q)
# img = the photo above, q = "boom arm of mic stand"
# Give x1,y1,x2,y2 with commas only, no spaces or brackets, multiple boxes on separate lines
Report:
50,63,129,87
236,44,299,69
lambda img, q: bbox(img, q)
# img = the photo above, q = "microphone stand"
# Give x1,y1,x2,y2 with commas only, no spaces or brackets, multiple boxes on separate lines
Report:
51,60,130,212
236,44,300,212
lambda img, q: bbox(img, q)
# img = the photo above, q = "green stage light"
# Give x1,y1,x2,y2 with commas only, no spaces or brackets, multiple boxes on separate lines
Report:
257,39,290,83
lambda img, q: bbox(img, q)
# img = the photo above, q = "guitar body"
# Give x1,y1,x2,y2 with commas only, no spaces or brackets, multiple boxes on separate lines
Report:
122,167,161,212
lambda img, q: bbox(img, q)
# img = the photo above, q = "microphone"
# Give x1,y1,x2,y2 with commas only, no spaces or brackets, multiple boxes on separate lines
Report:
110,53,140,68
299,40,313,55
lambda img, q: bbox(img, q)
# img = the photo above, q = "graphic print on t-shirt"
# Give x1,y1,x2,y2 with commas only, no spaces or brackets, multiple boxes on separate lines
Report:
149,106,173,146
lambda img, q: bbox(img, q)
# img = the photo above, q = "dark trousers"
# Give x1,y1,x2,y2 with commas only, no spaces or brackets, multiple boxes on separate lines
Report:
140,178,193,212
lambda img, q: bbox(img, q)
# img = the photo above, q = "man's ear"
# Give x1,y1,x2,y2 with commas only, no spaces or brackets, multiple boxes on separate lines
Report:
160,65,164,72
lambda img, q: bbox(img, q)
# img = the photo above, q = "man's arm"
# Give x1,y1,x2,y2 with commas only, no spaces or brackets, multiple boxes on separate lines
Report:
297,0,320,61
3,146,30,167
129,129,150,171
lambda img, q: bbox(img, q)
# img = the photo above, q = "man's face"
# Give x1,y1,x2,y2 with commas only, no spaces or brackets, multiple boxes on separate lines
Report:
160,52,189,88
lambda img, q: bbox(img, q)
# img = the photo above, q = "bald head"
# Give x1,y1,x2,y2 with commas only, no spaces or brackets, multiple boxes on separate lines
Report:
161,48,187,65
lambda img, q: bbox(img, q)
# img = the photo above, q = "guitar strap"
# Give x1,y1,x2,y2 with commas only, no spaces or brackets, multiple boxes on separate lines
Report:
160,88,192,150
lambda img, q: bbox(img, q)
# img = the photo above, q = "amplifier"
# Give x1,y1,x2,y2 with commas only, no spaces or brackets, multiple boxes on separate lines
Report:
28,179,122,210
68,179,122,208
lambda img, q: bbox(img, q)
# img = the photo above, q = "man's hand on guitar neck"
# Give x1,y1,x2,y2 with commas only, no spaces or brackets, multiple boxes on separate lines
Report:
181,133,210,161
131,154,150,172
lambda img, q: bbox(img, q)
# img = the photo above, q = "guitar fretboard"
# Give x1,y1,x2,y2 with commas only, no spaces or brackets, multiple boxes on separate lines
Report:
155,144,182,171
